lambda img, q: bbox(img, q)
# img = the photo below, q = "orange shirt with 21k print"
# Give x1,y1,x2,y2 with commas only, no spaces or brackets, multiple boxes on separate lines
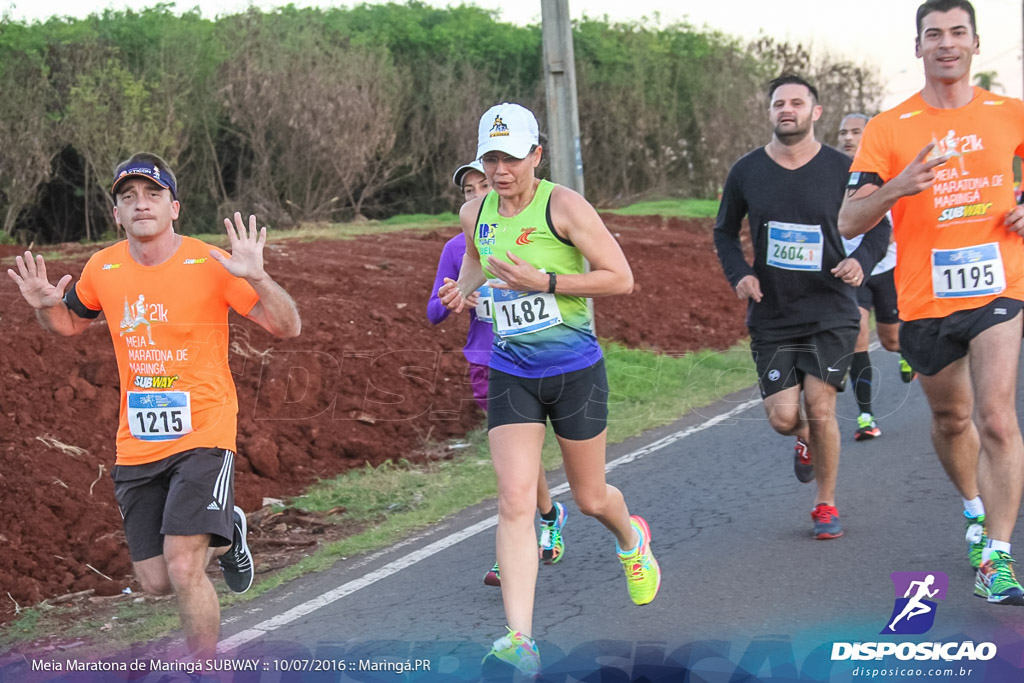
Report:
851,87,1024,321
74,236,259,466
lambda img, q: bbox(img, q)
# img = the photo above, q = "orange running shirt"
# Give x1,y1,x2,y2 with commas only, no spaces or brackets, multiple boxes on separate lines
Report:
851,88,1024,321
74,236,259,465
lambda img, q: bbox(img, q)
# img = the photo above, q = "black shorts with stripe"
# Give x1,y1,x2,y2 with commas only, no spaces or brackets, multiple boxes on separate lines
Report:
899,297,1024,376
112,447,236,562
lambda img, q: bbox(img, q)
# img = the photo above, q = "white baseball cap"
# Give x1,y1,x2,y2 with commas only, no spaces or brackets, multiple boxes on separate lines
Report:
452,159,485,188
476,102,539,160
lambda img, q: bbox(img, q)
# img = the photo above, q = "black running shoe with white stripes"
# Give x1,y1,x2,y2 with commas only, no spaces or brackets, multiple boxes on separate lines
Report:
219,506,254,593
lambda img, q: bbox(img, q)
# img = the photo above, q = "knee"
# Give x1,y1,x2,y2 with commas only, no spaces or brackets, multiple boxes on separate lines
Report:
498,489,538,522
137,572,173,596
766,409,800,435
573,491,607,519
880,337,900,353
932,408,972,439
805,401,834,423
975,409,1021,450
164,552,206,591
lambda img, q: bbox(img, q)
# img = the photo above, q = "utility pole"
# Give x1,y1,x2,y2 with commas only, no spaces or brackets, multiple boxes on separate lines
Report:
541,0,585,194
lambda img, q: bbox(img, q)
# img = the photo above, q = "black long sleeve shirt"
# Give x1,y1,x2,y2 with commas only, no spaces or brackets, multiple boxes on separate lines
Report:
714,145,891,342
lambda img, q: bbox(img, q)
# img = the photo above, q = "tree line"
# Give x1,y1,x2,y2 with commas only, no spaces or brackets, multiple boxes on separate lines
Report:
0,2,884,243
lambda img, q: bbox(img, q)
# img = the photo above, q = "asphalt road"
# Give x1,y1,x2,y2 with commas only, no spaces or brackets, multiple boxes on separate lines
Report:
8,348,1024,682
209,347,1024,682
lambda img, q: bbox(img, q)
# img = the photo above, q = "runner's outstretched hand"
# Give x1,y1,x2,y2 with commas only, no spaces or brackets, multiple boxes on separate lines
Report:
7,251,72,310
210,212,267,283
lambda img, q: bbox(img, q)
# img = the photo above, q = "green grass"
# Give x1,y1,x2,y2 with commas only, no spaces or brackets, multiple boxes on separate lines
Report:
0,339,756,652
0,196,742,650
605,198,720,219
380,212,459,226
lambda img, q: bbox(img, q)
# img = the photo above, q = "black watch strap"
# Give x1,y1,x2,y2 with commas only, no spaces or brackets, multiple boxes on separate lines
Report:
547,272,557,294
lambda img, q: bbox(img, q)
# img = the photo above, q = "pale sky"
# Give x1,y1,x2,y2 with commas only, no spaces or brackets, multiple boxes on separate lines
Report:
5,0,1023,108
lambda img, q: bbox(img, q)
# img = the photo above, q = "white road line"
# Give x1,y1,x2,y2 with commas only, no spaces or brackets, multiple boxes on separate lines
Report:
218,397,761,653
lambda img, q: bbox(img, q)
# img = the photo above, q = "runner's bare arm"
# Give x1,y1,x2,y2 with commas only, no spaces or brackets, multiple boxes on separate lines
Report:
489,185,631,298
7,252,92,336
439,198,487,312
245,282,301,338
839,142,948,238
211,213,301,338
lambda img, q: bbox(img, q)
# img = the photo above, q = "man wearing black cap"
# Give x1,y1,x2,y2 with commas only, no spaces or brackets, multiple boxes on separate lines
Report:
8,151,301,658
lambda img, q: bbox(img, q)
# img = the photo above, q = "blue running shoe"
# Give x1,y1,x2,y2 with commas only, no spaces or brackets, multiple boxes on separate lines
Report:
812,504,843,540
539,502,568,564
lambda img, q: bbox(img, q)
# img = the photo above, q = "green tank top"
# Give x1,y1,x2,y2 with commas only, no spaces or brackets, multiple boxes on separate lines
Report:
473,179,601,377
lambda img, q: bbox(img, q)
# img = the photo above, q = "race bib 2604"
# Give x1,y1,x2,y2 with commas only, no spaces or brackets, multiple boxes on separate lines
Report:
766,221,824,272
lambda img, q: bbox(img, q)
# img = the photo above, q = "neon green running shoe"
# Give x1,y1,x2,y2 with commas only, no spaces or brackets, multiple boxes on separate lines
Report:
964,513,986,569
899,355,917,383
539,501,568,564
482,626,540,679
854,413,881,441
974,550,1024,605
617,515,661,606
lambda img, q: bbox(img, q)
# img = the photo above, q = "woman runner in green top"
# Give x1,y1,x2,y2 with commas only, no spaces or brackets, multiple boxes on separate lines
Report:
438,103,662,678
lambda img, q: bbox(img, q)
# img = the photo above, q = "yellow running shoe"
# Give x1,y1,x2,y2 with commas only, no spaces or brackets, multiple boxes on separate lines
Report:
482,626,541,679
617,515,661,605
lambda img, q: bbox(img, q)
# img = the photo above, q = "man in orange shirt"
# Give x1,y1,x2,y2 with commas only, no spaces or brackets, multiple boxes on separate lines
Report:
839,0,1024,605
8,152,302,654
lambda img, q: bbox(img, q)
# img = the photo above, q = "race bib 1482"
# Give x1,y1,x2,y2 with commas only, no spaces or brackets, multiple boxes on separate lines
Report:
491,286,563,337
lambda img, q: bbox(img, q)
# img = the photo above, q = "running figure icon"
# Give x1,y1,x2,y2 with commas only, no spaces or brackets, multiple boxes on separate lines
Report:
888,574,940,632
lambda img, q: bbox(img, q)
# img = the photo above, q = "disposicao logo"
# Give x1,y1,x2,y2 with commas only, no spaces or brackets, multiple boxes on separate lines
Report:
831,570,997,662
882,571,947,635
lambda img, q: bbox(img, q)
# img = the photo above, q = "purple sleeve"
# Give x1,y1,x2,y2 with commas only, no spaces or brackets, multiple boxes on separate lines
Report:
427,233,466,325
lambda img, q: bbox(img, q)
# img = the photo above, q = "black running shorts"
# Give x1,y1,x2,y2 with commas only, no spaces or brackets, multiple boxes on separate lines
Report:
856,268,900,325
487,359,609,441
112,447,237,562
751,326,858,398
899,297,1024,377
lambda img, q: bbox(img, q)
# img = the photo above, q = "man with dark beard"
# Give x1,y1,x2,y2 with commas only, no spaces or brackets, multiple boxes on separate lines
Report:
714,74,890,539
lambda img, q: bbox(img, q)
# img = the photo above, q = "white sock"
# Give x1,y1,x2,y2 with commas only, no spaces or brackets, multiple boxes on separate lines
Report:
982,539,1011,563
963,497,985,519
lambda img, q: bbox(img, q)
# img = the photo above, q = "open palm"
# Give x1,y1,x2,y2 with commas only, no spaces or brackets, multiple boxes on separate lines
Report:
210,212,266,280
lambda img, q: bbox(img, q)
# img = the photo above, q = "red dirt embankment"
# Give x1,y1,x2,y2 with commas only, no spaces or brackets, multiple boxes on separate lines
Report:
0,215,746,619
